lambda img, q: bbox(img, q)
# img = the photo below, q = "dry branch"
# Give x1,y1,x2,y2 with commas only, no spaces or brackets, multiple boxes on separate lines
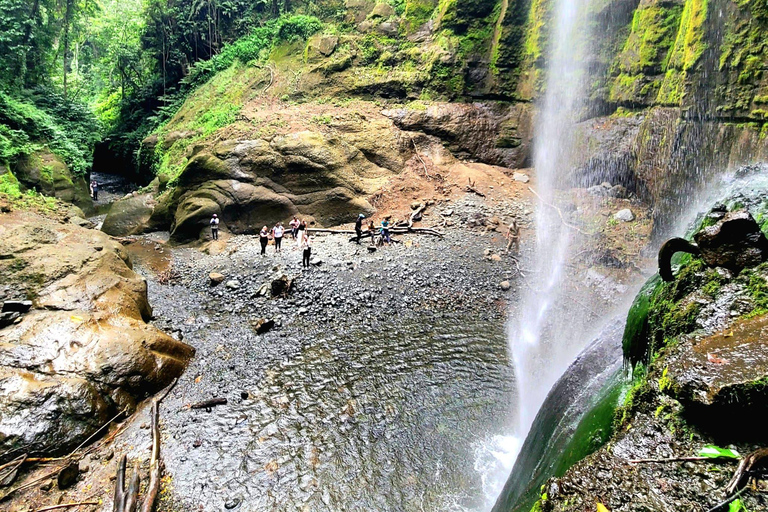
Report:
35,502,99,512
629,456,710,464
140,402,161,512
465,178,485,197
190,398,228,410
527,186,595,236
726,447,768,495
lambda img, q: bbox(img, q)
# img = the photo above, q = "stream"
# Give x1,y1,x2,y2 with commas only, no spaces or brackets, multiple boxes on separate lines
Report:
112,193,523,511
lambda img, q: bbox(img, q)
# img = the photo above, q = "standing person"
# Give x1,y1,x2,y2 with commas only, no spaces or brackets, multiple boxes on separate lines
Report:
381,217,391,244
272,222,284,253
301,233,312,268
91,180,99,201
354,214,365,244
297,219,307,249
259,226,270,256
367,220,376,245
210,214,220,241
89,180,94,199
289,216,299,239
506,218,520,254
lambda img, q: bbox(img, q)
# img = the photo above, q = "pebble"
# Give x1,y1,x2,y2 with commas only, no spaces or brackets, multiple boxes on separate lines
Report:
226,280,241,290
500,280,511,291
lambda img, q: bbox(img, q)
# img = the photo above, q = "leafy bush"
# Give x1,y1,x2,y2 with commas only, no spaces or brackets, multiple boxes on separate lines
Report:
277,15,323,42
0,90,99,175
0,170,22,198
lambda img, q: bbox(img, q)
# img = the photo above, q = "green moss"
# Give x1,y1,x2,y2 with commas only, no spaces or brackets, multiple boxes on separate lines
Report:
404,0,438,33
735,262,768,318
609,73,645,103
523,0,550,65
613,367,653,431
614,3,683,76
666,0,708,71
656,68,686,105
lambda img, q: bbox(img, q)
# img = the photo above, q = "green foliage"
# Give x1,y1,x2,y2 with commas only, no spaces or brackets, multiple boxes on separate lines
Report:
0,91,99,175
697,445,741,459
615,3,683,76
729,498,749,512
0,170,22,198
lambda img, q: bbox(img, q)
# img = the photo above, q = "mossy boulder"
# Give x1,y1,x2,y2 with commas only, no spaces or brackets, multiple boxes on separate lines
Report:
101,193,172,237
12,150,93,213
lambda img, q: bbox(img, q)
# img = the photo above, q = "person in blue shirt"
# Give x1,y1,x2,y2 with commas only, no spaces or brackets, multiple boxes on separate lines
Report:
381,217,391,244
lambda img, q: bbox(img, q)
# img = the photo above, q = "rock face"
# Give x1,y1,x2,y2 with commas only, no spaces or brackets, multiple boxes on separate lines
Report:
383,102,533,168
0,211,194,457
13,150,93,213
694,210,768,272
166,131,394,241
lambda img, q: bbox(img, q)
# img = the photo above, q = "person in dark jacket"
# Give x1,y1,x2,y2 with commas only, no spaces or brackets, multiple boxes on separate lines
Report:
354,214,365,244
259,226,270,256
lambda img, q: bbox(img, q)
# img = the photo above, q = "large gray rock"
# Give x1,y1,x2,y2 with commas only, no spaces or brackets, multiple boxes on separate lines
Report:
694,210,768,272
0,211,194,457
101,193,170,236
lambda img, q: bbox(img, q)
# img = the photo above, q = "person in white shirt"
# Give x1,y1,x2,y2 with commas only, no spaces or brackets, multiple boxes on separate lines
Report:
296,219,306,249
301,233,312,268
210,214,220,240
289,216,299,239
272,222,285,253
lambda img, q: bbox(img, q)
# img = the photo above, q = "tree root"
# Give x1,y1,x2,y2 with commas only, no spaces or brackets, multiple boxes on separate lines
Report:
726,447,768,495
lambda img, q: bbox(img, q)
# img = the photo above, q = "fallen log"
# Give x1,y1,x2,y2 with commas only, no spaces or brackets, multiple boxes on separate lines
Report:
190,398,228,410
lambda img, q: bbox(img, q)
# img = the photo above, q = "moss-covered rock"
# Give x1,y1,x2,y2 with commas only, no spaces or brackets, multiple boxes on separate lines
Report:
12,150,93,213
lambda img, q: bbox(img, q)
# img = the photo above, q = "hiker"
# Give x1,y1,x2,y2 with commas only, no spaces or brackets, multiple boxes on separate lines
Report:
297,219,307,248
506,219,520,254
289,216,300,239
272,222,285,253
301,233,312,268
91,180,99,201
354,214,365,244
367,220,376,244
259,226,270,256
210,214,220,241
381,217,391,244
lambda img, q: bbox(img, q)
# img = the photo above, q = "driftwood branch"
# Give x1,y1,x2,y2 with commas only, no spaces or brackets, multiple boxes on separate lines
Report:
408,136,430,178
465,178,485,197
35,502,99,512
527,186,595,236
726,447,768,495
140,402,161,512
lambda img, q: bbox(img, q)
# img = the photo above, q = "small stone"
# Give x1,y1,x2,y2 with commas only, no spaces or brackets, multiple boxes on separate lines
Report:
57,463,79,489
225,498,242,509
490,254,502,262
299,307,308,315
443,209,454,216
513,172,530,183
500,280,511,291
484,248,492,256
241,391,250,400
251,318,275,334
225,280,241,290
614,209,635,222
209,272,225,285
410,201,422,210
310,258,323,266
193,439,202,448
40,480,53,491
104,450,114,461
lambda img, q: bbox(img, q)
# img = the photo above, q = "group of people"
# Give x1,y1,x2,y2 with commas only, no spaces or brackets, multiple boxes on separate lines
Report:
354,214,391,245
257,216,313,267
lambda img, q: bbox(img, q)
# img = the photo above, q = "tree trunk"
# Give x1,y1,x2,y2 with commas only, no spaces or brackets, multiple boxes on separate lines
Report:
63,0,74,99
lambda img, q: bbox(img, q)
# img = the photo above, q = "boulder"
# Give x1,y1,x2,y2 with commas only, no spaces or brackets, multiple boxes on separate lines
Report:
693,210,768,272
369,2,395,18
101,193,170,237
0,211,194,456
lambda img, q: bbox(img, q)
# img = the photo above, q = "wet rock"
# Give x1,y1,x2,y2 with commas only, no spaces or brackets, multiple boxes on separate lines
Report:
613,208,635,222
607,184,629,198
693,210,768,272
209,272,225,285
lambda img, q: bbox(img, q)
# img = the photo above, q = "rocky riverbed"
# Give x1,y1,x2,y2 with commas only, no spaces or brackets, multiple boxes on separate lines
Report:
0,181,653,511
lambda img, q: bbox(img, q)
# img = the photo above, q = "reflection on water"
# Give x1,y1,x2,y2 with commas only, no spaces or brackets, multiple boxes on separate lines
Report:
163,316,514,511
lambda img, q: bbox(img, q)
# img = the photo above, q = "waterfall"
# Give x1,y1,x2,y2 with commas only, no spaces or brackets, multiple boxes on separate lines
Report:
509,0,594,457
